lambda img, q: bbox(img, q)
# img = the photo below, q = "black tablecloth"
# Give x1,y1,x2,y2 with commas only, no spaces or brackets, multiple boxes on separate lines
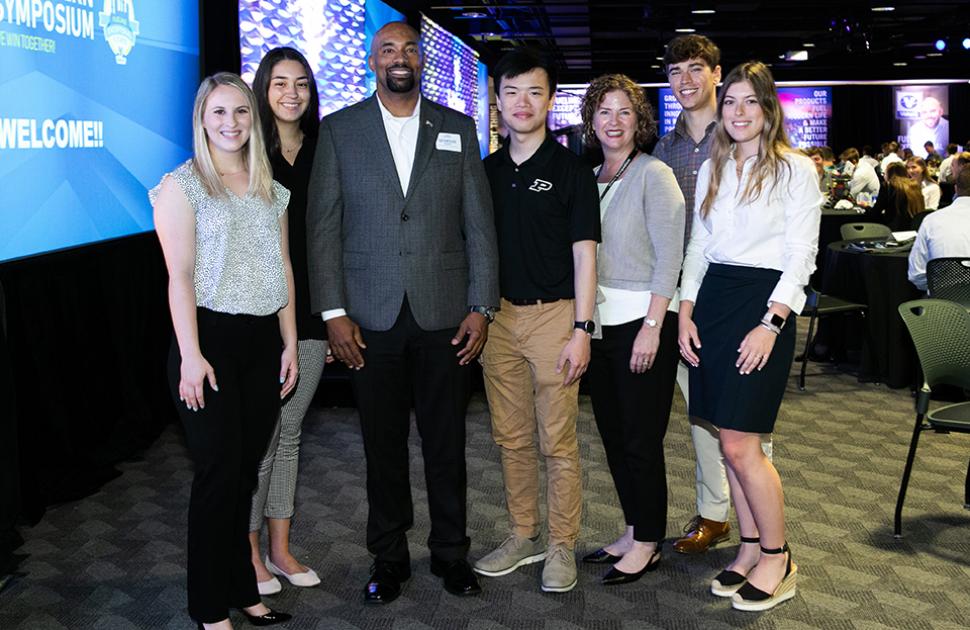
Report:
814,209,868,283
821,240,921,388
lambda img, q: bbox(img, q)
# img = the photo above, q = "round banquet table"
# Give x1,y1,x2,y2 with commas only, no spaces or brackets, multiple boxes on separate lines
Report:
813,207,870,283
820,240,922,389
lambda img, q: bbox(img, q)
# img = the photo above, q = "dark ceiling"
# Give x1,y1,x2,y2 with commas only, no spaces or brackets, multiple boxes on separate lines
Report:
390,1,970,84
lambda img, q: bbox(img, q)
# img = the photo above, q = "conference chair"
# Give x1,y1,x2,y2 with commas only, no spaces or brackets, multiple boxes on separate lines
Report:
926,257,970,309
797,285,866,390
840,222,893,241
894,299,970,538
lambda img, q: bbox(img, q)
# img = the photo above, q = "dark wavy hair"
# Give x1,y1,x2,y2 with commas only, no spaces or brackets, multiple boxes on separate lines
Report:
580,74,656,149
252,47,319,158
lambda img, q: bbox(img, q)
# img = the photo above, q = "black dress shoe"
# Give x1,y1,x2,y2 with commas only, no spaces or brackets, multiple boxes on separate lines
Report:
601,550,661,585
582,548,623,564
363,562,411,604
430,557,482,596
240,608,293,626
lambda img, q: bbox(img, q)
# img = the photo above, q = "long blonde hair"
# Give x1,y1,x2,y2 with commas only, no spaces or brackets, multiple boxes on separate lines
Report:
191,72,274,203
700,61,793,217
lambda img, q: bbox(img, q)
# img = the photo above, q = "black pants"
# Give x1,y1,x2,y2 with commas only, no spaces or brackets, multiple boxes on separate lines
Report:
168,308,281,624
588,312,679,542
351,297,471,567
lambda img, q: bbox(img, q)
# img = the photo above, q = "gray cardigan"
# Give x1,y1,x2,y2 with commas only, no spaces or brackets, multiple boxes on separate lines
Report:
597,153,686,299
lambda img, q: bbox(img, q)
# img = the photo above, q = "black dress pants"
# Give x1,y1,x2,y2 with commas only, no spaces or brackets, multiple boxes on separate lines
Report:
351,297,471,567
588,312,679,543
168,308,282,624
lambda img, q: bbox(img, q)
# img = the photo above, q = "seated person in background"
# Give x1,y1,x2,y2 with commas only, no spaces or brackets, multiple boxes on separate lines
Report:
869,162,925,231
907,157,941,210
908,168,970,291
841,148,879,200
902,148,914,161
938,143,958,184
860,145,880,170
924,141,939,163
806,147,830,192
880,141,903,174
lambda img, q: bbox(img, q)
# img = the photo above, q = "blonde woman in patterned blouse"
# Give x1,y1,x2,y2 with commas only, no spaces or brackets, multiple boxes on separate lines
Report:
150,72,297,630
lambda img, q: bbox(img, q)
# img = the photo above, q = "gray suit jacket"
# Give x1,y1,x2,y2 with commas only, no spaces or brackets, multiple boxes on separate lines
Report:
306,95,499,331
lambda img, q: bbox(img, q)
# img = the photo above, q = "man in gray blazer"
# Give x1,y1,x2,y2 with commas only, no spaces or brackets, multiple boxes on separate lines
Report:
306,21,499,604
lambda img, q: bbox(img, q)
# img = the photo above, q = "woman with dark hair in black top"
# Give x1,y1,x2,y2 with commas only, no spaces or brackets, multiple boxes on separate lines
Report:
248,46,331,595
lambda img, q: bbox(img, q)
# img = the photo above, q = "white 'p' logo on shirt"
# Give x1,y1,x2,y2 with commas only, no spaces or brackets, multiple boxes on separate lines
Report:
529,179,553,192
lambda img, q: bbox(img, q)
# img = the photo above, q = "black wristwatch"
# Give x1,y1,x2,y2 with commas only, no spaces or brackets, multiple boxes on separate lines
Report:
574,320,595,335
469,305,496,323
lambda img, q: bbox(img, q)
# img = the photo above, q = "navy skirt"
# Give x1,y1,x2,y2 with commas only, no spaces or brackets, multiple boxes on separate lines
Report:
688,263,796,434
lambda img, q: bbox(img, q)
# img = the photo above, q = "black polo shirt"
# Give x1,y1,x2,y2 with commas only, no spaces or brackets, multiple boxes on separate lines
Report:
484,133,600,300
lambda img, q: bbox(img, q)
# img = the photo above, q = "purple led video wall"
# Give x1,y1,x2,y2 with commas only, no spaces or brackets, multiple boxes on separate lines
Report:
239,0,404,117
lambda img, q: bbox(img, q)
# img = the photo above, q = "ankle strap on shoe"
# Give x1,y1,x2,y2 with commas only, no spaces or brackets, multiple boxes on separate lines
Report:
759,542,789,554
739,536,760,544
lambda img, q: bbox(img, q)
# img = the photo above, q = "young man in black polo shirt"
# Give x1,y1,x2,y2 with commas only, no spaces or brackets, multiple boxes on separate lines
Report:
473,48,599,593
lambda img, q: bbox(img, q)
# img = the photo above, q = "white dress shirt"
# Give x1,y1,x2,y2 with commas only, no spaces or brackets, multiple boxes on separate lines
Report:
849,159,880,197
681,151,822,314
939,155,955,184
880,152,903,174
907,196,970,291
322,94,422,323
921,180,941,210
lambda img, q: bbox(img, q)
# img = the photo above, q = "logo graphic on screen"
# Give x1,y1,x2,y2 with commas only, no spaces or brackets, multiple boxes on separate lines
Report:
896,92,921,119
99,0,139,65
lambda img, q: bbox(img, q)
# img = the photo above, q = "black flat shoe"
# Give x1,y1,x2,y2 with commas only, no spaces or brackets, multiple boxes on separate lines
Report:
240,608,292,626
363,561,411,604
430,557,482,596
582,547,623,564
601,550,661,585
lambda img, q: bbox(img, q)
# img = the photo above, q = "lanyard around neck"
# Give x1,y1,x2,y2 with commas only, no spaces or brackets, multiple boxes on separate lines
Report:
597,149,638,201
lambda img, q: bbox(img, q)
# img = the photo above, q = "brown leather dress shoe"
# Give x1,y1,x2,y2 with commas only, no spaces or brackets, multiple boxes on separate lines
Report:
672,515,730,554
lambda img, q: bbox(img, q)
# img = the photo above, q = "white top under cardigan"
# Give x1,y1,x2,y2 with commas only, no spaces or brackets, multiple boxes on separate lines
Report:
680,151,823,314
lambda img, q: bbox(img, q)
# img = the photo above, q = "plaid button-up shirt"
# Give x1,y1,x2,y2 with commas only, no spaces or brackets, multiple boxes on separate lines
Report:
652,115,718,246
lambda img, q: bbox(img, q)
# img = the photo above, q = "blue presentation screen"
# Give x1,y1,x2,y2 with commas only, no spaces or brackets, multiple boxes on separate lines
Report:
0,1,200,263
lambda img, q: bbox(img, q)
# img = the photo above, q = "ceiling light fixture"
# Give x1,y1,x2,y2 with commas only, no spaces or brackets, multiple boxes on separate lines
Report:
934,39,947,51
461,11,487,18
785,50,808,61
871,6,895,11
893,62,907,66
691,9,715,14
963,37,970,49
675,28,696,33
803,43,815,47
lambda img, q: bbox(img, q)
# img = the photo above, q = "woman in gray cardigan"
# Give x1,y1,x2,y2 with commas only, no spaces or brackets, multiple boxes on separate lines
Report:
579,74,686,585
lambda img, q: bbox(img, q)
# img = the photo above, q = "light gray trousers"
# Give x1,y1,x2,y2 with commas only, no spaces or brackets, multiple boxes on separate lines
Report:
249,339,327,531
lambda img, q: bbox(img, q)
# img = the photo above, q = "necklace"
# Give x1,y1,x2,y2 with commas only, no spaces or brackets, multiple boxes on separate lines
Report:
219,169,245,177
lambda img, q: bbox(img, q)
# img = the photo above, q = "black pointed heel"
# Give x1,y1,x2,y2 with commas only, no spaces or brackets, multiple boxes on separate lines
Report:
240,608,293,626
601,549,661,585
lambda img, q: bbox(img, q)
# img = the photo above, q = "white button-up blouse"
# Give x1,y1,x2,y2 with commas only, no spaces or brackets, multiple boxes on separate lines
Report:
680,150,822,314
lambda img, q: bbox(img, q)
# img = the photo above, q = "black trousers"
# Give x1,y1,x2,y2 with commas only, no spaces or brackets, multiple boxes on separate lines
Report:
351,297,471,566
588,312,679,542
168,308,281,624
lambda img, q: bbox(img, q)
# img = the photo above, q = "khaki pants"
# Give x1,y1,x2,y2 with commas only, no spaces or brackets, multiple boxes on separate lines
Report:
481,298,581,547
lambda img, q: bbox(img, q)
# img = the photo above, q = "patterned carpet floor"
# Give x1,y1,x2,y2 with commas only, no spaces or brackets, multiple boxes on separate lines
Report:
2,358,969,629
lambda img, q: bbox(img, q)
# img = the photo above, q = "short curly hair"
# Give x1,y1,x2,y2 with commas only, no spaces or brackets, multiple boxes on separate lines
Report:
581,74,657,149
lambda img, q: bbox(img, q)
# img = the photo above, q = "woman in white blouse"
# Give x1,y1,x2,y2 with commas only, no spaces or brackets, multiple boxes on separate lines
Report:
906,156,941,210
678,61,821,612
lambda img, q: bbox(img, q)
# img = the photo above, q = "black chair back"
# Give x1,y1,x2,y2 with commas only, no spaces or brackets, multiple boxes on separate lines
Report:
840,222,892,241
927,258,970,308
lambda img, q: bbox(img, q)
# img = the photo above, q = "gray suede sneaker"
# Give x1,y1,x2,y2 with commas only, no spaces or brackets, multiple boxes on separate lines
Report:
541,543,577,593
473,535,546,577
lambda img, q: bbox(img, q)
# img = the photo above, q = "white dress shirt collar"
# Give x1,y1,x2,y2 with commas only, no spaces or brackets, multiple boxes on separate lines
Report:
376,93,422,196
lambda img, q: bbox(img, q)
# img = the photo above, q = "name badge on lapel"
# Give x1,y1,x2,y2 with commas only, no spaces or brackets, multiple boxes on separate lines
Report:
435,132,462,152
